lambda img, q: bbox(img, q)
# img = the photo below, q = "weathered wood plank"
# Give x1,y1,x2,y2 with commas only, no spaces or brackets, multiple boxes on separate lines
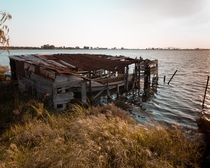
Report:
35,82,53,94
53,92,74,104
18,75,53,95
40,67,56,79
30,73,53,85
55,74,82,82
18,76,35,93
53,80,82,88
24,63,35,72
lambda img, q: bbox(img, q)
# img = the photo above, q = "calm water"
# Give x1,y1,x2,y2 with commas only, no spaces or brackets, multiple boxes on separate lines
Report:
1,49,210,129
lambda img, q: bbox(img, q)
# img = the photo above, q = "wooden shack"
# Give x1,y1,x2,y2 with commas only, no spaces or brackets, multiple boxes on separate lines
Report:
9,53,158,110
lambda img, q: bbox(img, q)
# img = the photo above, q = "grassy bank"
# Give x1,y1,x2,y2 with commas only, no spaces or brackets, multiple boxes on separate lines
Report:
0,95,206,168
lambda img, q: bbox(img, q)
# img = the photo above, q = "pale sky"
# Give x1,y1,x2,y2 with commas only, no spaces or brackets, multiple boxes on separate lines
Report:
1,0,210,49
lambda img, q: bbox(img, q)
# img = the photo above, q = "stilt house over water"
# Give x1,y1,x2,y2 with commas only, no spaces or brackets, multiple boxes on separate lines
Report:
9,54,158,110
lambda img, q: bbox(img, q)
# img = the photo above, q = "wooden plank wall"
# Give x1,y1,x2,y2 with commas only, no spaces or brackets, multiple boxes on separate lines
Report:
18,66,82,110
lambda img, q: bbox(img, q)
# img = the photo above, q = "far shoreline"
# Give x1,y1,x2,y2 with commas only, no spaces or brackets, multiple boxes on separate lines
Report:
1,46,210,51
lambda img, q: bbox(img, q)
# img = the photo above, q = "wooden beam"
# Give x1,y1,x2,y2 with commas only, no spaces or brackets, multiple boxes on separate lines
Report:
53,92,74,103
92,87,106,100
107,80,110,99
89,80,92,92
125,66,129,91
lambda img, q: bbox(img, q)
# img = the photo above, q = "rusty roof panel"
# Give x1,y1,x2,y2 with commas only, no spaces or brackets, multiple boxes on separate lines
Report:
9,54,139,75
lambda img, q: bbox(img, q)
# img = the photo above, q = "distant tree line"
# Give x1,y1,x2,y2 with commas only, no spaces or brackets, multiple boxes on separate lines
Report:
0,46,41,50
0,45,125,50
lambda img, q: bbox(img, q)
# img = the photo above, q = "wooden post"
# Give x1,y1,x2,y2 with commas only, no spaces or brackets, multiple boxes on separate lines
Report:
81,81,87,104
131,64,136,97
135,62,137,87
125,66,129,91
89,71,91,78
106,80,110,99
202,76,210,109
132,69,136,90
116,84,119,97
138,61,141,88
100,71,102,78
138,59,141,96
89,80,92,92
163,76,166,83
168,70,178,85
144,63,150,89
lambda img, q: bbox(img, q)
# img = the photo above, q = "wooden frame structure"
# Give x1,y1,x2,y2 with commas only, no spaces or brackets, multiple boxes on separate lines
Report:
9,54,158,110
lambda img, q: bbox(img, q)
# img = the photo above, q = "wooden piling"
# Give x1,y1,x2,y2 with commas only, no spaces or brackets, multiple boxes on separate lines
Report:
106,80,110,99
138,61,141,88
132,65,136,90
168,70,178,85
81,81,87,104
89,80,92,92
116,84,119,97
202,76,209,109
144,63,150,89
125,66,129,91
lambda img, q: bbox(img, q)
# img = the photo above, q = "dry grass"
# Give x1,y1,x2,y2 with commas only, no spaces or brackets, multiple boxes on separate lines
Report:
0,65,9,73
0,65,9,82
0,98,205,168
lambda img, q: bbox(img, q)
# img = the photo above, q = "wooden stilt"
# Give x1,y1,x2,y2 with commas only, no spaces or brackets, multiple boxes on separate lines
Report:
89,80,92,92
116,84,119,97
106,80,110,99
89,71,91,78
138,61,141,88
81,81,87,104
168,70,178,85
144,63,150,89
138,58,142,96
202,76,210,109
125,66,129,91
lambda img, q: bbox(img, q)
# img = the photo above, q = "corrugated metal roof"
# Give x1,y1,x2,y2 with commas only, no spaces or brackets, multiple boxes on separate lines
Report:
9,54,140,74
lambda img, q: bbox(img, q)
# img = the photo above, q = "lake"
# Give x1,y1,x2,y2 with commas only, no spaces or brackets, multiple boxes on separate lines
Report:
1,49,210,129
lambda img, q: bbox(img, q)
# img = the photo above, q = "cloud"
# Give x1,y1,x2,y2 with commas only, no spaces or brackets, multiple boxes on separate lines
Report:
121,0,210,28
157,0,205,17
127,0,208,21
141,0,207,18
